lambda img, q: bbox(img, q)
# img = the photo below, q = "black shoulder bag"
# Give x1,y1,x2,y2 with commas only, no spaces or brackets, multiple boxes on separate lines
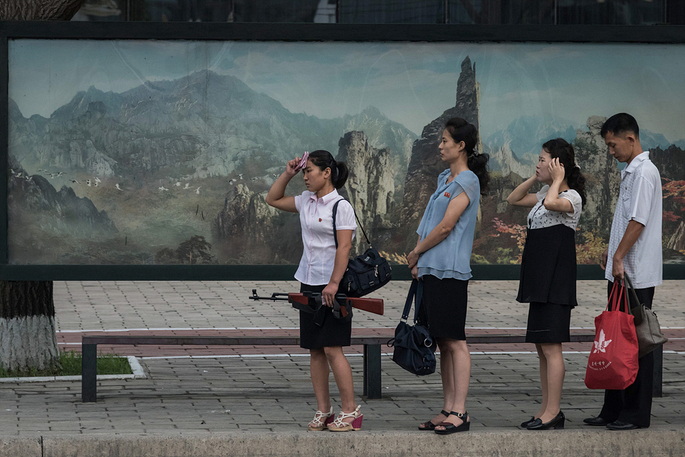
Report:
332,199,392,297
388,280,436,375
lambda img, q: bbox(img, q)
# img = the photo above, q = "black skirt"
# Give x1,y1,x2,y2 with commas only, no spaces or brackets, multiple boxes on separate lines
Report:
526,302,572,343
299,283,352,350
417,275,468,341
517,224,578,307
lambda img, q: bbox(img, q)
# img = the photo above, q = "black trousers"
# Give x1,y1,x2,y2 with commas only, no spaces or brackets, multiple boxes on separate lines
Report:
598,281,655,428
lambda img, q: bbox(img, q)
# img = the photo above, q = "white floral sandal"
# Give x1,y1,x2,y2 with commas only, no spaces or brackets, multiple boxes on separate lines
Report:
308,406,335,431
328,405,363,432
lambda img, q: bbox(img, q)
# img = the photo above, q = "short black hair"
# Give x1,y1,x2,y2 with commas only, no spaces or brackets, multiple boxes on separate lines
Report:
600,113,640,139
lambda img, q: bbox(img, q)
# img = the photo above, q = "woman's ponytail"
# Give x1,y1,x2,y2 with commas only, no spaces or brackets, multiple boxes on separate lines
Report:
334,161,349,189
467,153,490,195
566,165,587,206
309,149,348,189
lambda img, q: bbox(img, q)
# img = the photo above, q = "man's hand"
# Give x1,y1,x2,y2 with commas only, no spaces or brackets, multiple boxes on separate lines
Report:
612,256,625,280
600,248,608,271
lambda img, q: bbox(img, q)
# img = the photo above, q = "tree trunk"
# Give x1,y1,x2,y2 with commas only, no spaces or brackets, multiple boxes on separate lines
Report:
0,282,59,371
1,0,86,21
0,0,87,372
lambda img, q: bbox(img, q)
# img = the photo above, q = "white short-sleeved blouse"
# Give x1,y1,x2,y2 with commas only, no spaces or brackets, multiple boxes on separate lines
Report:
527,185,582,230
293,189,356,286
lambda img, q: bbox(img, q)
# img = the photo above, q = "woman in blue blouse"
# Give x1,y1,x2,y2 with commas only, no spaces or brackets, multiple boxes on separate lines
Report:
407,118,489,435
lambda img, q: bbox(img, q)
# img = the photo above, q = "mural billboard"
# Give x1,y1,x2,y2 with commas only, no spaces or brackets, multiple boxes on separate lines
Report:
7,39,685,266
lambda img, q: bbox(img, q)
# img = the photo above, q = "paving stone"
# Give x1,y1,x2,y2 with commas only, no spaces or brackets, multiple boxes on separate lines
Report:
3,279,684,454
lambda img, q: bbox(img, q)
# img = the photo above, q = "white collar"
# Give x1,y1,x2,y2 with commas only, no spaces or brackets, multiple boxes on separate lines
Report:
622,151,649,177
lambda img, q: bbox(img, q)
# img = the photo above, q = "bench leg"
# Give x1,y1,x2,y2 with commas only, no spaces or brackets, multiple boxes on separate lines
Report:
363,344,382,399
82,343,97,402
653,345,663,398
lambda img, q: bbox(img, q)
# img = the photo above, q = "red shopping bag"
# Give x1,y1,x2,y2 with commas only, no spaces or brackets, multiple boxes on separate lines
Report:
584,281,639,390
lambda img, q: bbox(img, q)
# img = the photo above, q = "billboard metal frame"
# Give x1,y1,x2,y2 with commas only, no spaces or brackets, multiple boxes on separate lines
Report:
2,22,684,280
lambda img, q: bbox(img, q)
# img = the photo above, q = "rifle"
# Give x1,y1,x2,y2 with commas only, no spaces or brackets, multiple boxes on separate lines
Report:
249,289,384,316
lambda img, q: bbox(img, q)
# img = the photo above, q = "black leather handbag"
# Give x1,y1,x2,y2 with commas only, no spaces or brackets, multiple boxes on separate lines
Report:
332,199,391,297
388,280,436,376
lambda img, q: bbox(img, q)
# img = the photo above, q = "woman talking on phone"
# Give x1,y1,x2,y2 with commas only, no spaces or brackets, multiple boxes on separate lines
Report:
265,150,362,432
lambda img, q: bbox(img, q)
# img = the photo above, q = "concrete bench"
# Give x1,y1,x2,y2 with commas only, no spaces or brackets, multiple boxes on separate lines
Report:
81,333,663,402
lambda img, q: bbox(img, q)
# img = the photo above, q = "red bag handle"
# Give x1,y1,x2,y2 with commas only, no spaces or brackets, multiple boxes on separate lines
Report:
607,280,632,315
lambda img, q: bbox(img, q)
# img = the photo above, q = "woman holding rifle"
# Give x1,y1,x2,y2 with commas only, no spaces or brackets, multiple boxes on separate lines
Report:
266,150,362,432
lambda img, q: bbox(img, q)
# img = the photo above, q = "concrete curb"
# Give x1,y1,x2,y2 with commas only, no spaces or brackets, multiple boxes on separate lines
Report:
0,437,41,457
0,356,146,384
15,429,683,457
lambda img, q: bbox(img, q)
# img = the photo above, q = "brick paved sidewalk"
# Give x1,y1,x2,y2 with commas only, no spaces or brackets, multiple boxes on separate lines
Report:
0,279,683,457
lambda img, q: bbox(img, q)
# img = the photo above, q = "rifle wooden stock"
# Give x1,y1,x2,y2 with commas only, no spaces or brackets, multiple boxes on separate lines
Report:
288,293,384,316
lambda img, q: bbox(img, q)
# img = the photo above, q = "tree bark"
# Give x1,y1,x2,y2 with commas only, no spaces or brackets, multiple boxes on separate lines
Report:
1,0,86,21
0,282,59,371
0,0,87,372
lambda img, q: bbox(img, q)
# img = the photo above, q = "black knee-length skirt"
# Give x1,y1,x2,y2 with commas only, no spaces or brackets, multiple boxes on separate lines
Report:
517,224,577,307
299,283,352,349
526,302,572,343
517,224,576,344
417,275,468,341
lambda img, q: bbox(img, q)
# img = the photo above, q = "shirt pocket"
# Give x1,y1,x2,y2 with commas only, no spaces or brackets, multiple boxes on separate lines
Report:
621,193,632,219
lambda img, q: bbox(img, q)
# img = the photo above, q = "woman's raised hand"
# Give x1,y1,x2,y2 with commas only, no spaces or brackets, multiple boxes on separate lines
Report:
285,157,301,176
548,157,565,183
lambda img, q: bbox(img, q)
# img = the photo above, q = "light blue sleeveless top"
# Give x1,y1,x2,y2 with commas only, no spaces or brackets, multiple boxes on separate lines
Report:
416,169,480,280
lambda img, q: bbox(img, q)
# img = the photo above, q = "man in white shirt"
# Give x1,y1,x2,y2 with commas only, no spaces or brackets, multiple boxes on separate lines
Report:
584,113,663,430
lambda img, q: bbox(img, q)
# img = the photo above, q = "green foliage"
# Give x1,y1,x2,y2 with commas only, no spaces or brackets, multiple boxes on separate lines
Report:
494,247,518,265
0,351,132,378
470,253,490,265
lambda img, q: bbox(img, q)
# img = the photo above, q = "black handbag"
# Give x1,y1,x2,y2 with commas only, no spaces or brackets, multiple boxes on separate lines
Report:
332,199,391,297
624,273,668,358
388,280,436,376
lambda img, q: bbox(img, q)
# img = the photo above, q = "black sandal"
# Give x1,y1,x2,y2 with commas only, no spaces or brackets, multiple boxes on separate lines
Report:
418,410,450,431
434,411,470,435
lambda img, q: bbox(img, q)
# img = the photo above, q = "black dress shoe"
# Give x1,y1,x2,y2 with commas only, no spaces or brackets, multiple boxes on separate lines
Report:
606,421,640,430
527,411,565,430
583,416,608,426
520,416,536,428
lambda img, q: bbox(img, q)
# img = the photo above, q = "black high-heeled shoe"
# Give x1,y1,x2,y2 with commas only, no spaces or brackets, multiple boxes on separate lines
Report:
418,410,450,431
520,416,537,428
434,411,470,435
526,411,565,430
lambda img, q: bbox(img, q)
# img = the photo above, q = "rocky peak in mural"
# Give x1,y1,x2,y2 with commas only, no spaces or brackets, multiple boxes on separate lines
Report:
398,56,480,251
214,183,286,263
489,143,534,178
9,71,415,183
7,156,117,264
336,131,395,252
571,116,621,240
484,115,579,169
8,42,684,267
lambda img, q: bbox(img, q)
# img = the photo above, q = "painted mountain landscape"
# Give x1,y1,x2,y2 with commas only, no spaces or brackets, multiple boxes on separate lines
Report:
7,40,685,265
